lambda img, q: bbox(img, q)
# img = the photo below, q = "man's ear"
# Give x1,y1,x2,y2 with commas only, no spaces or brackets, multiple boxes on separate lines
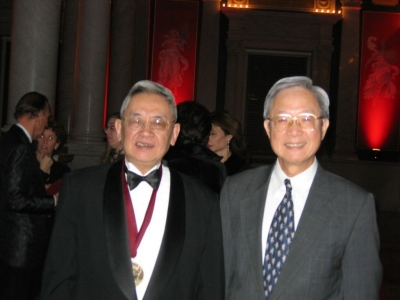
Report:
115,119,122,139
264,119,271,139
321,118,330,140
170,123,181,146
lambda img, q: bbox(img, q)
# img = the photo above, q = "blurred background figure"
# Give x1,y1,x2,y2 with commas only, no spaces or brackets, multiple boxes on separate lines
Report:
101,112,124,164
36,119,71,193
208,110,249,176
164,101,226,194
0,92,56,300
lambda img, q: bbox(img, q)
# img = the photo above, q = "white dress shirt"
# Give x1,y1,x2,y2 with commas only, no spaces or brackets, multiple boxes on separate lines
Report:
261,158,318,262
125,160,170,300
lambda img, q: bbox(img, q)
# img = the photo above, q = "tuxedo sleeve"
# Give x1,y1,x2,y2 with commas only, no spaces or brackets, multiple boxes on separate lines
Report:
41,173,78,300
195,194,225,300
340,192,382,299
4,143,55,213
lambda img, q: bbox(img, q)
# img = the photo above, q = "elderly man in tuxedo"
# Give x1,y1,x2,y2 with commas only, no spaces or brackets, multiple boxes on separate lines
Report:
0,92,55,300
41,80,224,300
221,76,381,299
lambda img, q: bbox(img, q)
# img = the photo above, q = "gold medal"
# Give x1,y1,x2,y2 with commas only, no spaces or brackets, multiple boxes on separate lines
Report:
132,262,144,286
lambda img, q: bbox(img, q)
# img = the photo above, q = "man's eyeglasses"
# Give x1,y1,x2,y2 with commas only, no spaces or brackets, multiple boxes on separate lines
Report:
266,113,324,132
122,117,174,132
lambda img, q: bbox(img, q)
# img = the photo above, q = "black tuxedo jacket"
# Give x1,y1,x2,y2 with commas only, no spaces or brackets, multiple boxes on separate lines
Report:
41,161,224,300
0,125,55,269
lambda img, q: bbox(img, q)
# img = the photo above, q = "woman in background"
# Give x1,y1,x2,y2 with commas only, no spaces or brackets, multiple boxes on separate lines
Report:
36,119,71,193
101,112,124,164
208,110,249,175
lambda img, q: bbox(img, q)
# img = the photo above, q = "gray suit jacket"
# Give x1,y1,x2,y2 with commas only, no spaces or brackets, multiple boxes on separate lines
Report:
221,162,382,300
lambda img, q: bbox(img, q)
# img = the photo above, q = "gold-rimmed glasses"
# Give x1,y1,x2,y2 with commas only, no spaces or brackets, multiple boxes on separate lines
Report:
122,117,175,132
266,113,324,132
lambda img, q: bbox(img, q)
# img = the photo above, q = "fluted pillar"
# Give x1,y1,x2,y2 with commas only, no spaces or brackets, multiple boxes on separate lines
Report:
107,0,135,114
7,0,61,124
335,0,362,157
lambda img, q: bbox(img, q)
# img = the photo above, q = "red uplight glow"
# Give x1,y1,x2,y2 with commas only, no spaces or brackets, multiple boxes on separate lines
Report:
357,12,400,151
358,96,399,148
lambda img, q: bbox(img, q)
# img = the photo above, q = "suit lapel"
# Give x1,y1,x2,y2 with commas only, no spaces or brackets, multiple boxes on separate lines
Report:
242,166,273,295
143,167,186,300
271,165,333,299
103,161,137,300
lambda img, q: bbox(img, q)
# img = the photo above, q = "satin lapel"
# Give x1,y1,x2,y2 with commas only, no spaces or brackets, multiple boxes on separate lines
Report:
271,166,332,299
103,161,137,300
242,166,273,295
143,167,186,300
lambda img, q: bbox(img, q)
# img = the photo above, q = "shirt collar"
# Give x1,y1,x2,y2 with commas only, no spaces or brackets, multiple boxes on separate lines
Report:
271,158,318,194
16,123,32,143
125,159,161,176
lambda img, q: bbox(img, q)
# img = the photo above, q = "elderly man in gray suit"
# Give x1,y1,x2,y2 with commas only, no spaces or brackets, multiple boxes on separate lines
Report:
221,76,382,300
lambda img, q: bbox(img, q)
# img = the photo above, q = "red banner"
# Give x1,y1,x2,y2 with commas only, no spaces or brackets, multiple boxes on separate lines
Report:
151,0,199,104
357,11,400,150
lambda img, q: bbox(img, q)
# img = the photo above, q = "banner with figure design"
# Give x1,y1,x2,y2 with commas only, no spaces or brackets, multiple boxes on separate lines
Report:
151,0,199,104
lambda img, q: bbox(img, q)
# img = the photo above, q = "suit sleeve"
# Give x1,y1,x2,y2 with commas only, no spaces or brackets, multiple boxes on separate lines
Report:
220,178,235,297
340,192,382,299
4,144,55,213
196,192,225,300
41,173,78,300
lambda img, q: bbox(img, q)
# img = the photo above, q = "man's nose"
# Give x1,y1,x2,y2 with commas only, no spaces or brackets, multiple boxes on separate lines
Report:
287,120,303,134
139,121,154,134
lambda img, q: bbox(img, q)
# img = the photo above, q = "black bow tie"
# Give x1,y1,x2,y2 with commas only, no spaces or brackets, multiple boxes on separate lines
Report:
125,167,160,190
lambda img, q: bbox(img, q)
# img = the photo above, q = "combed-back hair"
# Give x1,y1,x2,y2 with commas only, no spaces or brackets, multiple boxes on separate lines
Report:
120,80,177,120
263,76,330,119
175,101,211,147
14,91,49,120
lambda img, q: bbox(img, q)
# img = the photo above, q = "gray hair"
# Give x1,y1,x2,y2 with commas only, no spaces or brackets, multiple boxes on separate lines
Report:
120,80,177,120
263,76,330,119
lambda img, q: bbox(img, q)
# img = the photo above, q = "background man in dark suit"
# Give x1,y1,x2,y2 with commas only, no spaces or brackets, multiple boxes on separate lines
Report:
221,76,381,299
0,92,56,300
41,80,224,300
164,100,227,194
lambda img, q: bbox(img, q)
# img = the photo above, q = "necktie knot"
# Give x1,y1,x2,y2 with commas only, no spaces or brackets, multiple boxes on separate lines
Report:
284,178,292,191
125,166,161,190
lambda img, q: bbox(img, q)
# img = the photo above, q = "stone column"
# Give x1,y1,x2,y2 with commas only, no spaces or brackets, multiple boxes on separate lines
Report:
107,0,135,115
7,0,61,124
132,1,151,85
195,0,221,111
56,0,79,133
335,0,362,157
67,0,111,169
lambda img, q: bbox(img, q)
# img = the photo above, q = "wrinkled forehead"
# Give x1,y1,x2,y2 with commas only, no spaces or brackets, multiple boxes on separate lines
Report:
125,93,174,119
271,87,320,111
